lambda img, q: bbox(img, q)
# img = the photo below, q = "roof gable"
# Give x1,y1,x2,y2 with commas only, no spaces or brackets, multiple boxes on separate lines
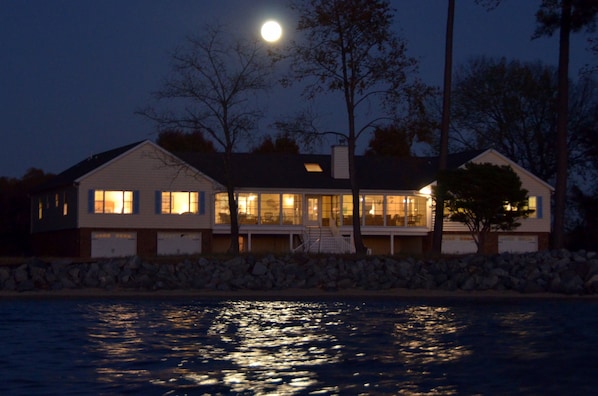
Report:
33,141,146,192
469,149,554,191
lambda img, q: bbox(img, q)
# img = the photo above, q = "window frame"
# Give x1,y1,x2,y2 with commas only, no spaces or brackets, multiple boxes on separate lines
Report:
88,189,139,215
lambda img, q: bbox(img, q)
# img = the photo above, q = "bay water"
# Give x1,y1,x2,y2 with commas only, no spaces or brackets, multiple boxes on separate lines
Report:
1,296,596,395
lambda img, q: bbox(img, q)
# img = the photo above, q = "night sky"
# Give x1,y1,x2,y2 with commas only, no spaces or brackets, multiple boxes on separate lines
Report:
1,0,594,178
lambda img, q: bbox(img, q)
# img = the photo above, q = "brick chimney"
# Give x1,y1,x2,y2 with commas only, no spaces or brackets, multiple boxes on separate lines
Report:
331,145,349,179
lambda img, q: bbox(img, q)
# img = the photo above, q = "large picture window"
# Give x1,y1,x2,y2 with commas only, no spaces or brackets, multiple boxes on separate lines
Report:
160,191,199,214
215,193,230,224
364,195,384,225
238,193,258,224
92,190,137,214
386,195,406,226
260,193,280,224
384,195,426,226
282,194,302,225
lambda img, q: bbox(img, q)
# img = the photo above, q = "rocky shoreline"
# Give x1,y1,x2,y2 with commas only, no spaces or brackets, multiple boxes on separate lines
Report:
1,249,598,296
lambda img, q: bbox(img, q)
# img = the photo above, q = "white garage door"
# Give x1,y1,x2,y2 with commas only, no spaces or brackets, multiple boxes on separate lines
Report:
498,235,538,253
157,232,202,256
442,234,477,255
91,232,137,258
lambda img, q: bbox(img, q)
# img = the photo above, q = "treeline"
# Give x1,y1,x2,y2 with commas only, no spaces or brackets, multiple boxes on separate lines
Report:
0,169,54,256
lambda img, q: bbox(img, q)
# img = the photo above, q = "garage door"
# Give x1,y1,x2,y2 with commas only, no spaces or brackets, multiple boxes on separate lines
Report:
442,234,477,255
91,232,137,258
498,235,538,254
157,232,202,256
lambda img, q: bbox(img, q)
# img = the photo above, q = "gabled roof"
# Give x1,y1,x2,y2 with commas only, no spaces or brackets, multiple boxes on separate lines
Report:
468,148,555,191
33,141,144,192
33,139,502,194
177,149,488,191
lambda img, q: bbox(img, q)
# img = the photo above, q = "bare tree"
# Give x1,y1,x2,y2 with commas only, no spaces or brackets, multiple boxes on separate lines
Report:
138,25,273,254
276,0,425,254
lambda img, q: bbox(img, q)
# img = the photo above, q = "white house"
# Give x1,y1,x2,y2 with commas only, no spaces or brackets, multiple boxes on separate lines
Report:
30,140,552,257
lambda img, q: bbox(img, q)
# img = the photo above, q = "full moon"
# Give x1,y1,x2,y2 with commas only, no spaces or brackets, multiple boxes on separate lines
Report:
261,20,282,42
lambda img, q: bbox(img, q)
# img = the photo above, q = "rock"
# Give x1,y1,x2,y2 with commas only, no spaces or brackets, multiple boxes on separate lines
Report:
14,265,29,283
251,262,269,276
585,273,598,293
1,249,598,294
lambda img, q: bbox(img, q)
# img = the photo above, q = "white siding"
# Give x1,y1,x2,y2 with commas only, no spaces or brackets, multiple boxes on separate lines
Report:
446,150,553,234
77,141,215,229
331,145,349,179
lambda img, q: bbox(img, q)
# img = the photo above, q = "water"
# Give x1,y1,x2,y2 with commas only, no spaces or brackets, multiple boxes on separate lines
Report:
1,296,597,395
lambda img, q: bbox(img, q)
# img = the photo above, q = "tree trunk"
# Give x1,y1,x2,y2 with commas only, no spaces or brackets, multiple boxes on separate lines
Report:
432,0,455,255
349,136,367,254
477,231,488,255
223,151,240,255
553,0,571,249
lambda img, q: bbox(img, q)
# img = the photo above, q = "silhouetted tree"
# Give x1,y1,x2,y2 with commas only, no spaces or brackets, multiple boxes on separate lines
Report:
0,169,54,255
156,129,216,153
251,134,300,154
535,0,598,248
276,0,426,254
567,186,598,250
450,57,597,183
364,124,412,157
435,162,533,254
138,25,273,254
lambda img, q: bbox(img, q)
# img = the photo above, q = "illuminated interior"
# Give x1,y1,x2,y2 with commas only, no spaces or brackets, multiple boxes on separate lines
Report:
94,190,133,214
161,192,198,214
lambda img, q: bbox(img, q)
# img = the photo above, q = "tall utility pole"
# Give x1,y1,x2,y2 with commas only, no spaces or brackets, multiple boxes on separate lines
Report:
432,0,455,254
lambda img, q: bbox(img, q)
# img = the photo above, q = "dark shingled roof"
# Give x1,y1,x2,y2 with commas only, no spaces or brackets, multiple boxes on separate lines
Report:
33,141,143,192
34,139,486,193
177,149,487,191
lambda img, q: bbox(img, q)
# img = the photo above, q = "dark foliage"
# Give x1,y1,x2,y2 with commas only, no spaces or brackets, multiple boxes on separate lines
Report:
0,169,54,255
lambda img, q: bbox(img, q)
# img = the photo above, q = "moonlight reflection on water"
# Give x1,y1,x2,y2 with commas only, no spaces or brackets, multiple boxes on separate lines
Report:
1,298,597,395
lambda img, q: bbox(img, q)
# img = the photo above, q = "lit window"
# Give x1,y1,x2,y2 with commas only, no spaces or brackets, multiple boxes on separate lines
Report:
215,193,230,224
238,193,258,224
364,195,384,225
160,192,199,214
304,163,323,172
63,193,68,216
526,196,541,219
282,194,302,225
260,193,280,224
94,190,134,214
38,198,43,220
386,195,406,226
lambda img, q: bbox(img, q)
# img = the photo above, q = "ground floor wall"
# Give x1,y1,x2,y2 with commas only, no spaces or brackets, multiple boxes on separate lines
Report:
31,228,213,258
31,228,550,258
212,234,299,254
363,235,424,255
439,231,550,255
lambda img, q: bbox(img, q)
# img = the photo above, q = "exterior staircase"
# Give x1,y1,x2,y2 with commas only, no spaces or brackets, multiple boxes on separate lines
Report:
295,226,354,254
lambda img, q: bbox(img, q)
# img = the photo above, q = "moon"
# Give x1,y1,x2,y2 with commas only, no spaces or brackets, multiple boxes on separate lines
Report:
261,20,282,42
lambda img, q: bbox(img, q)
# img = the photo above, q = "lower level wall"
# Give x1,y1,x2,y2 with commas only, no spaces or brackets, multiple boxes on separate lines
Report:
31,229,83,257
31,228,213,258
31,229,551,257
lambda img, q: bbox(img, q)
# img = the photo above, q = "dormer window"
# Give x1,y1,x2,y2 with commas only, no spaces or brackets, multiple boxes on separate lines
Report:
304,163,323,172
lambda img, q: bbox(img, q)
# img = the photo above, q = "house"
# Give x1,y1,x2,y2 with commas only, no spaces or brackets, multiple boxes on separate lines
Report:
30,140,552,257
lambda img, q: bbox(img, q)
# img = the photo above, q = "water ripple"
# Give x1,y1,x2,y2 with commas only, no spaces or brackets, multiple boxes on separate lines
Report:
0,298,597,395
